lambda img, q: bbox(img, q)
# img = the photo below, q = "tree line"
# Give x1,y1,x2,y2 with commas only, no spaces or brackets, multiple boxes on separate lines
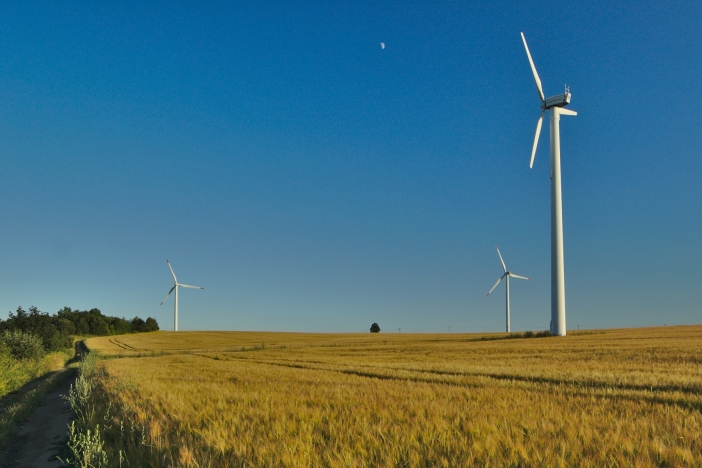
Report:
0,306,159,352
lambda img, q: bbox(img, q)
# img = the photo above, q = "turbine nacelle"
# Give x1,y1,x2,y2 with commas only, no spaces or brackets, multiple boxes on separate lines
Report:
542,92,571,110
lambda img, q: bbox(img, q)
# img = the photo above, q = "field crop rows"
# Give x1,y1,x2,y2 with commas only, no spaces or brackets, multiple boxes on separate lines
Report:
84,326,702,467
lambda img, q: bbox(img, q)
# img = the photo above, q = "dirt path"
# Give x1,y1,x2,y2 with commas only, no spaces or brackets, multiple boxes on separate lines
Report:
1,372,76,468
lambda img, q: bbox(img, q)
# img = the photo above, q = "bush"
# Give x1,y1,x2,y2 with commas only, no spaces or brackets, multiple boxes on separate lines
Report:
0,306,72,352
523,330,551,338
370,323,381,333
0,331,45,360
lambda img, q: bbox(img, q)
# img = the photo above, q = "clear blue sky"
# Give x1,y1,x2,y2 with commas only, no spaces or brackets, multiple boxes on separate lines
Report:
1,1,700,332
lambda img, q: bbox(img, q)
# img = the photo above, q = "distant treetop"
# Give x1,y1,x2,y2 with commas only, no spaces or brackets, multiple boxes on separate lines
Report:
370,323,380,333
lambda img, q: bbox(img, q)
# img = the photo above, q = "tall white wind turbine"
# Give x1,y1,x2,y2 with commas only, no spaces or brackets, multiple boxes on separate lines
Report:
520,32,577,336
487,246,531,333
160,260,203,331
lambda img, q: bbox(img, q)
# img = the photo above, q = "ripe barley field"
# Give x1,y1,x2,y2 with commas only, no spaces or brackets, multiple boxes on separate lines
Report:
84,326,702,467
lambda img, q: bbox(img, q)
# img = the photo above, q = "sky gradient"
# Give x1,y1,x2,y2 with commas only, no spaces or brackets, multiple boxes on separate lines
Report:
1,1,700,332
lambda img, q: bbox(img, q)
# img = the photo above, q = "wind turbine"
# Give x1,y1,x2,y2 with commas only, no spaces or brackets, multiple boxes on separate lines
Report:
160,260,203,331
487,246,531,333
520,32,577,336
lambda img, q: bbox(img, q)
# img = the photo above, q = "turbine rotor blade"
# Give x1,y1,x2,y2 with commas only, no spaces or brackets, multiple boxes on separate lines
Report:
160,285,176,305
560,108,577,116
509,273,531,281
487,274,506,296
496,246,507,272
179,284,204,289
167,260,177,283
530,110,545,168
521,32,545,102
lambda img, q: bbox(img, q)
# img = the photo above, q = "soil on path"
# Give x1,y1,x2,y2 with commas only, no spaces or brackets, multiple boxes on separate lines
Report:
1,372,76,468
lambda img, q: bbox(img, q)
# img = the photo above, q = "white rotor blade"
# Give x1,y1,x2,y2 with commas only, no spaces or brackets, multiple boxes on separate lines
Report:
166,260,177,283
495,246,507,272
530,110,545,168
509,273,531,281
520,32,545,102
560,108,577,116
160,285,176,305
487,274,506,296
179,284,204,290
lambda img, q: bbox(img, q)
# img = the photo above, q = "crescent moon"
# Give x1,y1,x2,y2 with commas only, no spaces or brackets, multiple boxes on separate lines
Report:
380,43,385,49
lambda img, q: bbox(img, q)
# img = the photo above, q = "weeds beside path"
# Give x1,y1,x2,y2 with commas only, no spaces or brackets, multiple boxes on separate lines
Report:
0,369,77,468
0,341,83,468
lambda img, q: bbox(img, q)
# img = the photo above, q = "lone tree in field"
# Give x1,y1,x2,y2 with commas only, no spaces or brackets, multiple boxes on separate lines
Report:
370,323,380,333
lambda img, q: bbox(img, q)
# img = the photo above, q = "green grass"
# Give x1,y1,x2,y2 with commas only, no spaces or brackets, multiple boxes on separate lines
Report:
0,349,72,398
0,345,76,458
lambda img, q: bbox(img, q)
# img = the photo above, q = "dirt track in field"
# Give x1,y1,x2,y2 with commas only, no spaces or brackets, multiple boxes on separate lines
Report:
0,373,75,468
0,343,86,468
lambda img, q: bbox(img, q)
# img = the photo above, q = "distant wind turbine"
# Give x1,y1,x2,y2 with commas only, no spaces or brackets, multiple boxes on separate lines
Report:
520,32,577,336
160,260,203,331
487,246,531,333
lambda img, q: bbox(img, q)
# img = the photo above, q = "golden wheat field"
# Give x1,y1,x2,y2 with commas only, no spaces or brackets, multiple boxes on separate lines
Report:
83,326,702,467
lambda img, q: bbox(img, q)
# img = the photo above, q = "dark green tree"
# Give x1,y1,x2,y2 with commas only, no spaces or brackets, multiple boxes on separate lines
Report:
144,317,159,332
0,306,160,350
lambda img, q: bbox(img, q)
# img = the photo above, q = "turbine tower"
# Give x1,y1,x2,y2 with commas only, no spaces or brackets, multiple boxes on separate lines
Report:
487,246,531,332
160,260,203,331
520,32,577,336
